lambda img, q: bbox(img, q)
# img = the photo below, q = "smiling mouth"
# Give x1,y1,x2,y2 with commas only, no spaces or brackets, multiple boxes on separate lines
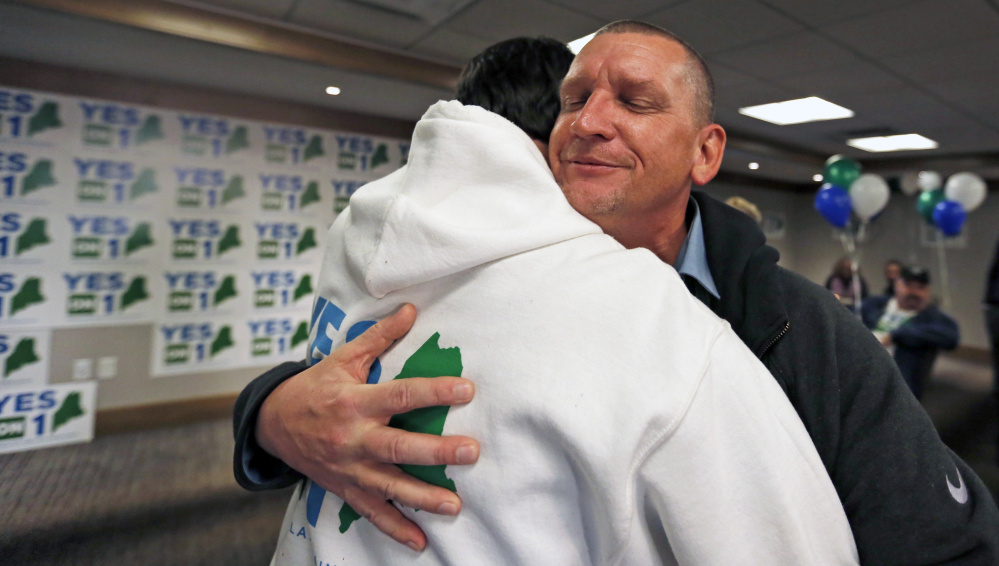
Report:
567,157,622,170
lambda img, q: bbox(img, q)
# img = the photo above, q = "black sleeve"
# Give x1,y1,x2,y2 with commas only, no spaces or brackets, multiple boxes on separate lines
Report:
892,310,960,351
772,271,999,565
233,360,309,491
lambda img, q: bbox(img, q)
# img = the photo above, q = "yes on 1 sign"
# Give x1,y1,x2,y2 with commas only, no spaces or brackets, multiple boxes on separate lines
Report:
0,381,97,454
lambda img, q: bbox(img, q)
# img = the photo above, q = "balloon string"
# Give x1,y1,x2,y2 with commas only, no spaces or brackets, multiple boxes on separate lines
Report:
840,223,863,318
935,228,951,308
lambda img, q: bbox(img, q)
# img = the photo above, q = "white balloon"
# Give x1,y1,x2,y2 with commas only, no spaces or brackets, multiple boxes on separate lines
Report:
850,173,891,221
917,170,942,192
944,171,987,212
899,172,921,196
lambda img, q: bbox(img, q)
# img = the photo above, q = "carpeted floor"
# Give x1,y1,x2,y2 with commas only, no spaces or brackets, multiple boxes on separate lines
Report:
1,352,996,565
0,416,293,566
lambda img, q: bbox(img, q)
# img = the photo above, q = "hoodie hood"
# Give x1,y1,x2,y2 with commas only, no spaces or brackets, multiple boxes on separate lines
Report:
343,101,603,298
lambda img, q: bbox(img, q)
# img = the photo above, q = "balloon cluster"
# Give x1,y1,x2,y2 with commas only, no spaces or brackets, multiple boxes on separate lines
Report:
814,155,889,228
909,171,987,236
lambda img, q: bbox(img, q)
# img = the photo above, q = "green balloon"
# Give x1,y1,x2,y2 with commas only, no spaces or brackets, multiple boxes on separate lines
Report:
824,155,862,189
917,188,945,224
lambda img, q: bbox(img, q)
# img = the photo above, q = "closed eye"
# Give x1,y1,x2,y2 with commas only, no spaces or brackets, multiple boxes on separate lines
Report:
561,94,589,112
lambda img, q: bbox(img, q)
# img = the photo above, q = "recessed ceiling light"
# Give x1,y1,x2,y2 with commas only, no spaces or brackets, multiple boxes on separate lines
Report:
846,134,938,152
748,162,759,170
325,86,341,96
813,174,824,182
739,96,854,125
568,33,595,54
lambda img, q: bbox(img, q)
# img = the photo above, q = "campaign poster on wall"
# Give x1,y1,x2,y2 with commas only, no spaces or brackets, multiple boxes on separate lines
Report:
1,83,409,380
0,381,97,454
0,328,50,387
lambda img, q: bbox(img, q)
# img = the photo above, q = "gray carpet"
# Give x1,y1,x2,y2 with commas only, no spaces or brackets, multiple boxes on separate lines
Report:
0,418,293,566
1,352,995,564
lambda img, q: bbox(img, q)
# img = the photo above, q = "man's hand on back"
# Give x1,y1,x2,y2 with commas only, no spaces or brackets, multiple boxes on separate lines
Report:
255,304,479,551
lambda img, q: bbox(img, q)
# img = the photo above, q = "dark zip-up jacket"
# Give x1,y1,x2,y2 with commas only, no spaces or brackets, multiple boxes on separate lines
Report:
987,238,999,306
234,192,999,564
692,191,997,565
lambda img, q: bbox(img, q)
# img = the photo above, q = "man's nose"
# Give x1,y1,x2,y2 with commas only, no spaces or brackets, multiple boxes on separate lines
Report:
570,93,615,139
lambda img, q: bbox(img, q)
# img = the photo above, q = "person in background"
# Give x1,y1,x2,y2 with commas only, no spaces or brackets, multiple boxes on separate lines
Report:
825,255,868,310
883,258,903,297
862,265,959,399
723,195,762,224
985,238,999,463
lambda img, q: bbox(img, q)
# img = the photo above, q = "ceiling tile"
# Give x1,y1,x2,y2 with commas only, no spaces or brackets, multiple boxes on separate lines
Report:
541,0,686,21
879,36,999,84
820,0,999,57
717,106,881,156
714,79,799,108
289,0,433,48
444,0,603,43
706,60,759,88
174,0,297,20
772,59,910,99
644,0,805,55
407,27,497,66
759,0,923,27
923,74,999,129
709,31,864,80
0,2,449,121
833,87,974,135
917,120,999,153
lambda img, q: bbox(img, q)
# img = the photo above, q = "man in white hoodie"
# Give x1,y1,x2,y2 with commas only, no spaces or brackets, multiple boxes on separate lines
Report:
264,37,857,565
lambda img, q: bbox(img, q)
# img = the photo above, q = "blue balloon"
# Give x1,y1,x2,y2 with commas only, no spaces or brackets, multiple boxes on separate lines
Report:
933,199,966,236
814,183,851,228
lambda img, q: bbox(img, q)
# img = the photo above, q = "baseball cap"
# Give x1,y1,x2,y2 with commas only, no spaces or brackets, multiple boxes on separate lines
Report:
901,265,930,285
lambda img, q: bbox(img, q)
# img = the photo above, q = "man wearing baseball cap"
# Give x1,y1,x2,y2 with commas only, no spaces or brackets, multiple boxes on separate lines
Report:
862,265,959,399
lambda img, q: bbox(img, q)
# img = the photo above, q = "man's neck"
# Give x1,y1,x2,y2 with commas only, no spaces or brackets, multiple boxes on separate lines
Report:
607,194,691,265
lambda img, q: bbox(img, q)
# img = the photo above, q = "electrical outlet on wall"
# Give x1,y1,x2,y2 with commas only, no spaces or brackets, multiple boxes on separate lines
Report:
72,359,92,380
97,356,117,379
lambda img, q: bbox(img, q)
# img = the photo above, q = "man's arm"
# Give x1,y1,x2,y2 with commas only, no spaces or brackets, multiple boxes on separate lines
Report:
233,305,480,551
860,296,887,329
233,359,309,490
774,271,998,565
892,310,960,350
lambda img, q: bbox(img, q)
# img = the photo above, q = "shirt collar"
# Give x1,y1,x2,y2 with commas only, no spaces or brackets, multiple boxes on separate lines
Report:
674,197,720,300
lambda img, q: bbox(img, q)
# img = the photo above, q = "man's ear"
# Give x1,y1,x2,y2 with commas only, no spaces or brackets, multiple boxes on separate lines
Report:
691,124,726,186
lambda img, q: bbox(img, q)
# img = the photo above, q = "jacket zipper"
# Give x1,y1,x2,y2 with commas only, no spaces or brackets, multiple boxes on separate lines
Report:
759,321,790,358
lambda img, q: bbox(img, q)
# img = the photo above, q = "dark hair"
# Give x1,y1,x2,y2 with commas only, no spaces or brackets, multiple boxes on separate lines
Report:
595,20,716,126
456,36,574,142
901,265,930,285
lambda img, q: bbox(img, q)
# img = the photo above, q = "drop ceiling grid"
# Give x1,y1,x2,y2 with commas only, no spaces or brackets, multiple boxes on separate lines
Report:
0,2,452,121
818,0,999,58
441,0,604,43
696,0,999,159
171,0,298,20
287,0,435,48
539,0,687,22
643,0,806,55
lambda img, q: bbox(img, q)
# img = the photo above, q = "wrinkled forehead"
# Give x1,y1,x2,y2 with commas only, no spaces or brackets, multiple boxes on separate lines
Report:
562,32,688,91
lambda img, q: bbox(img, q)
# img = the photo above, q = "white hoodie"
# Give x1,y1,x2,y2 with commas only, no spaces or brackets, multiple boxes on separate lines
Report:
271,101,858,566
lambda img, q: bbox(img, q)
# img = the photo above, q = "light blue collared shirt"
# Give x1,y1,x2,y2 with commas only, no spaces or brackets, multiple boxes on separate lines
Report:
674,198,720,300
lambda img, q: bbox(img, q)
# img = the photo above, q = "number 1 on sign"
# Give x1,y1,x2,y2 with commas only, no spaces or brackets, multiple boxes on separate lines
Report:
3,115,23,137
2,176,14,198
